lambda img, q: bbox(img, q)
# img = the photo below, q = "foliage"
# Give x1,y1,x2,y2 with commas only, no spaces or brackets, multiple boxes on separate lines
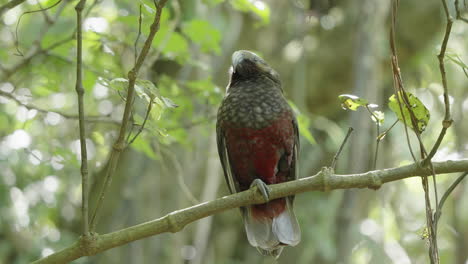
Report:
388,91,430,133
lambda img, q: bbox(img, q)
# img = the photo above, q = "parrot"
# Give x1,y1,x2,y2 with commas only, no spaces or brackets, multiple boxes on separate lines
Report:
216,50,301,258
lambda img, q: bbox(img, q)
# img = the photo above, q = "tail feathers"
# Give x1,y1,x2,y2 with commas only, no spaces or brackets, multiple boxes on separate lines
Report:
242,197,301,258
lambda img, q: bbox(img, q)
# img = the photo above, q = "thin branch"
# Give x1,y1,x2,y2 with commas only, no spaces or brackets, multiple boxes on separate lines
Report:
390,1,440,262
1,34,75,81
377,119,398,140
166,114,217,132
160,147,200,205
128,97,154,145
330,127,353,170
32,159,468,264
0,90,119,124
454,0,468,22
15,0,63,56
74,0,89,236
134,4,142,65
0,0,27,17
434,172,468,224
2,0,99,81
89,0,170,231
365,105,381,170
425,1,454,162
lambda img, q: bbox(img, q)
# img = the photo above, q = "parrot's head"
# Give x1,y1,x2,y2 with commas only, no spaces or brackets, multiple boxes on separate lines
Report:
230,50,281,86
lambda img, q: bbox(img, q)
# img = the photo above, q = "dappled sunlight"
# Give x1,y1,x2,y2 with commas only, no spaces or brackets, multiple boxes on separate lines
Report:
6,129,31,149
70,139,96,160
84,17,109,33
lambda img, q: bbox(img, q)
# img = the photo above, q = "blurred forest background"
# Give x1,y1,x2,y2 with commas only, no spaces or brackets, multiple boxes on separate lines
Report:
0,0,468,263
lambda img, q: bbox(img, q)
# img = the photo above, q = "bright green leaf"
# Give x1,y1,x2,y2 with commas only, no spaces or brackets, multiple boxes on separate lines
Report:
161,96,178,108
153,26,189,62
288,101,316,144
109,78,128,91
338,94,369,111
130,136,158,160
183,19,221,54
231,0,270,25
92,131,105,145
388,91,430,133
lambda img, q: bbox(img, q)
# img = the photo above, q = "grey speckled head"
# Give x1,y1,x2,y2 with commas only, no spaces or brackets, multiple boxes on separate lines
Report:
217,51,292,129
230,50,280,85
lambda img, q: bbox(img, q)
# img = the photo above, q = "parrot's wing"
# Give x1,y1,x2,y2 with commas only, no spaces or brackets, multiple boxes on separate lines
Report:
290,117,300,182
216,126,240,194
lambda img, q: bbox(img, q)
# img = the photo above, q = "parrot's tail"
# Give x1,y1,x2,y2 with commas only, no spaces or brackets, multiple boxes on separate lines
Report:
242,197,301,258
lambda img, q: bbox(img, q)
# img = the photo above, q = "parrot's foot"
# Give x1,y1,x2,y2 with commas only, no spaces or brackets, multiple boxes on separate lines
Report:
250,179,270,202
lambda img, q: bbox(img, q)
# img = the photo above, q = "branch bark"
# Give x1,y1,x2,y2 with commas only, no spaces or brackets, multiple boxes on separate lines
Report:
74,0,89,236
32,159,468,264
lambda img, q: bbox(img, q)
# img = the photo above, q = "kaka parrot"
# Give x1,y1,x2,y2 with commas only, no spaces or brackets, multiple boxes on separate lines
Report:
216,50,301,257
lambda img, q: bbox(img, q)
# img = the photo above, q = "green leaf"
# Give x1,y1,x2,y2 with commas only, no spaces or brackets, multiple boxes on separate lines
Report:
153,26,189,62
182,19,221,54
186,77,215,92
446,53,468,71
388,91,430,133
92,131,105,145
231,0,270,25
297,114,316,144
338,94,369,111
161,96,179,108
109,78,128,91
135,79,160,102
288,101,316,144
130,136,158,160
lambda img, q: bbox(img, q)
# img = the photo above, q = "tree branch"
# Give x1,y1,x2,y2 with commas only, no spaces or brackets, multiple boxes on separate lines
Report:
89,0,169,231
425,0,454,162
74,0,89,236
32,159,468,264
0,90,119,125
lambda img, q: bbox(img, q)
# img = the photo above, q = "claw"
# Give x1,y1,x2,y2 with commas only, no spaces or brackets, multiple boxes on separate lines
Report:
250,178,270,202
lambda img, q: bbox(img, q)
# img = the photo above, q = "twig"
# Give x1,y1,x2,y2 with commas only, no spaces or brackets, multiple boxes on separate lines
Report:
32,159,468,264
425,1,454,163
166,114,217,132
1,34,74,80
89,0,170,231
0,90,119,124
14,0,63,56
434,172,468,225
377,119,398,140
331,127,353,170
454,0,468,22
2,0,99,81
74,0,89,236
0,0,27,17
134,4,142,65
365,105,381,170
160,147,199,205
128,97,154,145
